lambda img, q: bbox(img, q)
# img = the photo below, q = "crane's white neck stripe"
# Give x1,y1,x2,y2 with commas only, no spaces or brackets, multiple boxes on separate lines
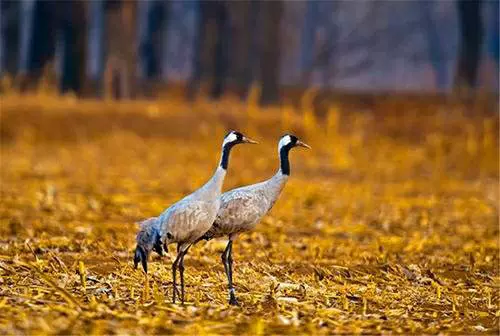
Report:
223,132,238,147
278,135,292,152
220,132,238,170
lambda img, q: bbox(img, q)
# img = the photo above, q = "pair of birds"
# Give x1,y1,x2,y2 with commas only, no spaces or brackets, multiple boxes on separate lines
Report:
133,131,310,305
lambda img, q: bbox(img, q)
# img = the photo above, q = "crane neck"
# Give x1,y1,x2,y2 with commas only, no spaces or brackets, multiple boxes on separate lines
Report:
195,141,236,200
279,145,292,175
219,142,237,170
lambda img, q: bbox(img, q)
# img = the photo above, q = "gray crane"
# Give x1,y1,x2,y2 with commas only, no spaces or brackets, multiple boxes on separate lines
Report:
133,131,258,304
198,134,310,305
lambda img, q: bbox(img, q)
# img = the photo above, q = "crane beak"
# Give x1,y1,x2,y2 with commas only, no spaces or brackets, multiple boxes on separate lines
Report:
296,140,311,149
242,136,259,144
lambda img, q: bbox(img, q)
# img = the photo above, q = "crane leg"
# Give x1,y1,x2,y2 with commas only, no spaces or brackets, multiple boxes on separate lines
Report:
172,247,182,303
221,239,238,305
179,244,191,304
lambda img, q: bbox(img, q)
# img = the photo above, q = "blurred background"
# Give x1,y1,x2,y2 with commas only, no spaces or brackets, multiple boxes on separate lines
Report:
0,0,498,102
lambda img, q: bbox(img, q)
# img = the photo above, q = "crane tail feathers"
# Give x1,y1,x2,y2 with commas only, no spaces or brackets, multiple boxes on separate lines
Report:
134,246,148,273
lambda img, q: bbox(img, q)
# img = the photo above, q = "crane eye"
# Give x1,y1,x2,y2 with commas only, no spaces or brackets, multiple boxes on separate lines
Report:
166,232,173,239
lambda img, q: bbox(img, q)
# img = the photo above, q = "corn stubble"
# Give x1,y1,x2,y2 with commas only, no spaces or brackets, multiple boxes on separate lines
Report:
0,93,498,334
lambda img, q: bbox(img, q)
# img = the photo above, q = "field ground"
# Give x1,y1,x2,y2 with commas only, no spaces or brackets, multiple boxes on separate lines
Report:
0,94,499,334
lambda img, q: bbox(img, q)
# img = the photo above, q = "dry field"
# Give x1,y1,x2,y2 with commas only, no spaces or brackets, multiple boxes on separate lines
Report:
0,93,498,334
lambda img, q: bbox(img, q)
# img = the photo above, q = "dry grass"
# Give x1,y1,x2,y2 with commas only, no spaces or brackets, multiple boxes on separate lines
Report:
0,93,498,334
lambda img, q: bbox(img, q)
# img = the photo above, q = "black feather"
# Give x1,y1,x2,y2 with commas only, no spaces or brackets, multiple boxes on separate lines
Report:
133,246,148,273
133,247,141,269
141,251,148,273
153,234,164,256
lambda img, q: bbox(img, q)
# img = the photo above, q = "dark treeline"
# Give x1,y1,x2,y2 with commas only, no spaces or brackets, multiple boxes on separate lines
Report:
0,0,498,102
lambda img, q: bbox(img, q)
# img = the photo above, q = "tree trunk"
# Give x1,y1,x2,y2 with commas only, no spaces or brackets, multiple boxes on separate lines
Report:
25,0,57,88
187,0,229,101
1,0,20,75
58,1,87,95
259,0,283,105
104,0,138,99
241,0,260,99
87,0,105,97
421,1,447,90
488,0,499,72
138,0,168,97
211,1,229,99
300,0,319,86
226,1,248,97
320,1,338,87
139,0,167,79
187,0,209,101
226,1,259,99
454,0,483,90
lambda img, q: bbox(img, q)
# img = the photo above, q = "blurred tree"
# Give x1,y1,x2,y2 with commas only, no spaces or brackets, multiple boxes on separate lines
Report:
317,2,338,87
166,1,197,82
487,0,499,72
25,0,57,88
211,1,229,99
300,0,319,86
420,1,447,90
57,1,87,94
187,0,229,100
103,0,138,99
7,0,498,97
454,0,483,90
301,2,380,87
87,0,105,96
259,0,283,105
227,1,255,98
0,0,20,75
139,0,169,97
186,1,206,100
241,0,261,99
15,0,87,94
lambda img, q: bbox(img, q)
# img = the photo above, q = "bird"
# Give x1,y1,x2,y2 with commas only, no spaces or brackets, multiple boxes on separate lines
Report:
197,133,310,305
133,130,258,304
